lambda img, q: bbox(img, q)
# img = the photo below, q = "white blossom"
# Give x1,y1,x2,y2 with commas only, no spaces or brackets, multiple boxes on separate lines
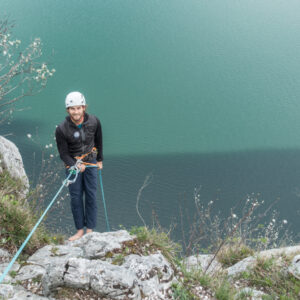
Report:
27,133,32,139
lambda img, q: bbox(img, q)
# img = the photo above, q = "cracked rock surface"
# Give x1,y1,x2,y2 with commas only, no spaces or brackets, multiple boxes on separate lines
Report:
0,230,176,300
1,232,298,299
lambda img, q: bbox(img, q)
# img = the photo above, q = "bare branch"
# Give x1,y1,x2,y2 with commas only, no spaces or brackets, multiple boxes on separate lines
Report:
204,202,257,274
136,174,153,228
0,18,55,117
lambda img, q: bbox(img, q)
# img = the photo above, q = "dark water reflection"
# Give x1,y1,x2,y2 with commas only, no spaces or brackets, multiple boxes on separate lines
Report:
28,151,300,244
1,122,299,243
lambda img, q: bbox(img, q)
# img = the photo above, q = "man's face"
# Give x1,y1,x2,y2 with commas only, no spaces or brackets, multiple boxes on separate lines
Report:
67,105,85,123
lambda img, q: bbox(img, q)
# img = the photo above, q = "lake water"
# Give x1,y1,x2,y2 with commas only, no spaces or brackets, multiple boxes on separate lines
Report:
1,1,300,243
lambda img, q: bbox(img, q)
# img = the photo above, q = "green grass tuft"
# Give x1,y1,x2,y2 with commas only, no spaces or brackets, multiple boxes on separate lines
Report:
130,226,182,266
0,170,64,255
238,256,300,299
217,237,254,268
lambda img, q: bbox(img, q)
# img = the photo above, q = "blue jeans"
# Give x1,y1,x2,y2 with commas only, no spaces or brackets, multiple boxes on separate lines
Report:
66,162,98,230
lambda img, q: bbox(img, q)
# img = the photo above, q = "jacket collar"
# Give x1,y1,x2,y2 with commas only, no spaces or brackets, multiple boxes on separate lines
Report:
66,112,89,126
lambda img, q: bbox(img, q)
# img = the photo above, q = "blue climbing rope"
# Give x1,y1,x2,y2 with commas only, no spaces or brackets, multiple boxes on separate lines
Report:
0,170,76,284
99,169,110,232
85,165,110,232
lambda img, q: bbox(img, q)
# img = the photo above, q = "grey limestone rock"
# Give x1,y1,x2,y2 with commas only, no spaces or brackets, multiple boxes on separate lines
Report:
288,254,300,280
183,254,223,274
0,136,29,198
123,252,174,282
27,245,83,296
89,260,141,300
0,249,11,264
0,284,48,300
42,262,66,296
63,258,141,300
9,285,48,300
0,262,20,284
38,232,175,299
65,230,135,259
42,251,175,299
226,256,256,277
63,257,93,289
14,264,46,282
258,245,300,259
227,245,300,277
0,283,14,299
123,253,175,298
27,244,83,267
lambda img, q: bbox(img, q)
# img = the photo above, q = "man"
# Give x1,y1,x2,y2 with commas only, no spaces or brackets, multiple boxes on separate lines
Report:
55,91,103,241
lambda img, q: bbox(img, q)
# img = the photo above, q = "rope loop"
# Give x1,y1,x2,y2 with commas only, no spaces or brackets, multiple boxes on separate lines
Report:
66,160,81,186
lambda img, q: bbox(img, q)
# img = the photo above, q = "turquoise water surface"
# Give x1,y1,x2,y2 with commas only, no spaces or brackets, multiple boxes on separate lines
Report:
1,1,300,241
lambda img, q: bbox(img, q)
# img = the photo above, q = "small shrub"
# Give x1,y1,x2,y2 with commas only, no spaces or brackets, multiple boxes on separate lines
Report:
215,281,235,300
0,193,50,254
171,283,195,300
0,169,26,199
261,296,274,300
50,246,59,256
236,289,253,300
112,254,125,265
217,238,254,267
130,226,182,266
198,272,212,288
180,189,296,256
9,270,17,278
0,171,62,255
237,256,300,299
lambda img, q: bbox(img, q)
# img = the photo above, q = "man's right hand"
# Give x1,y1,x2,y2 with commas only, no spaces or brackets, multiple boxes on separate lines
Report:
77,163,86,172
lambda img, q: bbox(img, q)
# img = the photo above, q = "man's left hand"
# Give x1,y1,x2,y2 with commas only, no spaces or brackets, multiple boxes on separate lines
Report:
97,161,103,169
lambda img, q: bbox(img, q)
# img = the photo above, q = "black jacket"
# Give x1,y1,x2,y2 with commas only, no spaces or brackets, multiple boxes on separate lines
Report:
55,113,103,167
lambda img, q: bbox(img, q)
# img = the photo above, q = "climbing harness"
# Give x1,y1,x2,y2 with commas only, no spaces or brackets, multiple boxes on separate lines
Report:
75,147,97,162
0,159,110,284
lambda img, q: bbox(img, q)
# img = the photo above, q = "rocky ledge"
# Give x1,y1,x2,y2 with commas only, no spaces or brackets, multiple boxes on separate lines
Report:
0,230,176,300
0,230,300,300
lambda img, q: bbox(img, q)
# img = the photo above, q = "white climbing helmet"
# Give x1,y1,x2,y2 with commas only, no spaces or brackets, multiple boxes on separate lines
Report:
65,91,86,108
